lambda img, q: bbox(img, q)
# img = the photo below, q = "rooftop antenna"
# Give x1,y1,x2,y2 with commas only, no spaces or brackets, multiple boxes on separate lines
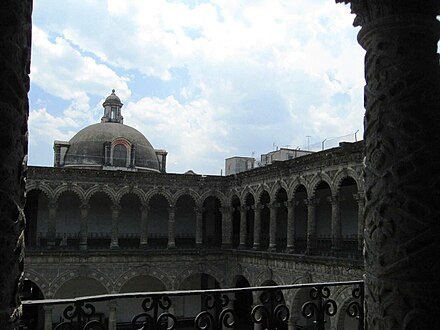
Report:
355,129,359,142
306,136,311,151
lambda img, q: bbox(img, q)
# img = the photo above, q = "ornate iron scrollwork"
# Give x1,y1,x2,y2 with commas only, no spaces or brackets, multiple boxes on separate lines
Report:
346,283,364,330
251,289,289,329
54,302,104,330
132,295,176,330
301,286,337,330
194,293,235,329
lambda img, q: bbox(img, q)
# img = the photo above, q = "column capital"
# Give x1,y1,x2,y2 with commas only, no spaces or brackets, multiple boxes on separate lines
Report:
269,202,280,209
353,191,365,202
111,204,121,212
219,206,230,214
327,195,341,205
80,202,90,210
194,206,205,214
48,200,58,209
140,204,150,212
304,198,319,206
285,200,298,208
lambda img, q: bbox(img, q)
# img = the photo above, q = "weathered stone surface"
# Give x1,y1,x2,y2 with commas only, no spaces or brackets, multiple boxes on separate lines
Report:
0,0,32,328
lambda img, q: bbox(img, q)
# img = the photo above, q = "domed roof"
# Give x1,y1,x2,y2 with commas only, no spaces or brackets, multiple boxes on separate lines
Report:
63,122,160,171
103,89,122,107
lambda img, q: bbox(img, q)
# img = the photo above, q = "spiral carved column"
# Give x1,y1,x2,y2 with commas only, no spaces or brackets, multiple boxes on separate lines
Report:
337,1,440,328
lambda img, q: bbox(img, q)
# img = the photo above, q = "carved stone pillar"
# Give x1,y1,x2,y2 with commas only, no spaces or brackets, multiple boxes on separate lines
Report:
107,300,117,330
195,207,203,247
353,192,365,251
79,203,89,250
110,204,120,249
252,204,262,250
337,1,440,327
305,198,318,255
139,204,149,248
286,200,296,253
328,196,341,253
268,203,278,252
47,201,57,248
220,206,232,248
43,305,53,330
0,1,31,327
167,206,176,249
238,206,247,249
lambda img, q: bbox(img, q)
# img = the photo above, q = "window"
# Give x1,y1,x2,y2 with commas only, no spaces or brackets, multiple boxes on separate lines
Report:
113,144,127,167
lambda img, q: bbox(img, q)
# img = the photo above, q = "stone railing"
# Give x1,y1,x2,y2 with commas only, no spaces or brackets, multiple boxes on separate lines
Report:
20,280,364,330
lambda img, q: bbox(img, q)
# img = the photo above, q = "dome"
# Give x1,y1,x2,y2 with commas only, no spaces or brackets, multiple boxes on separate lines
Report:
103,89,122,107
63,122,160,171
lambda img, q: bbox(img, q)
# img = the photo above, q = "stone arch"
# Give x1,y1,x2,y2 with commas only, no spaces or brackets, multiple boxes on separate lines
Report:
288,178,309,200
173,264,225,290
172,188,199,206
175,193,197,247
202,195,222,248
26,184,53,200
255,268,285,287
115,266,172,292
333,168,362,194
53,183,85,204
115,186,146,205
310,173,334,198
145,189,173,206
84,184,117,204
334,287,361,330
255,184,271,203
239,186,256,204
23,270,50,298
269,180,289,201
199,189,226,208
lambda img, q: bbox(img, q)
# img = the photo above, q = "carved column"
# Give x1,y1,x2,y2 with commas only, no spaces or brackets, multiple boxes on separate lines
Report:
286,200,296,253
110,204,120,249
305,198,318,255
221,206,232,248
139,204,149,248
238,206,247,249
268,203,278,252
0,1,31,327
337,1,440,327
107,300,117,330
328,196,341,253
353,192,365,251
79,203,89,250
252,204,262,250
47,201,57,248
167,205,176,249
195,207,203,247
43,305,53,330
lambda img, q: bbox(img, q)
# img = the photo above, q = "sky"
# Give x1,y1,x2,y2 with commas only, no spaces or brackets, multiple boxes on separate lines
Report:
28,0,365,175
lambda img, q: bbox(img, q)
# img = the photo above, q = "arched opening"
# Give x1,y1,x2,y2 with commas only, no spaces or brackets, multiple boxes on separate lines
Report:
20,280,45,329
118,275,167,328
314,181,332,255
175,273,220,328
231,195,241,248
234,275,253,329
175,194,196,248
24,189,49,248
202,196,222,248
148,194,169,248
275,188,288,251
88,192,112,249
113,144,127,167
119,193,141,248
294,185,308,253
245,193,255,249
259,191,271,250
338,177,359,256
53,278,108,328
57,191,81,248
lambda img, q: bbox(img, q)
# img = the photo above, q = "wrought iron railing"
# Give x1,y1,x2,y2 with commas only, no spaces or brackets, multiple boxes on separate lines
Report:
21,280,364,330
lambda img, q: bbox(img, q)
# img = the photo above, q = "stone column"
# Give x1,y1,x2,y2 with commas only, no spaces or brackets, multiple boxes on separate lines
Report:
0,1,31,327
43,305,53,330
252,204,262,250
337,1,440,327
195,207,203,247
110,204,120,249
268,203,278,252
167,205,176,249
139,204,149,248
328,196,341,253
286,200,296,253
238,206,248,249
305,198,318,255
107,300,117,330
221,206,232,248
79,203,89,251
353,192,365,251
47,201,57,248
